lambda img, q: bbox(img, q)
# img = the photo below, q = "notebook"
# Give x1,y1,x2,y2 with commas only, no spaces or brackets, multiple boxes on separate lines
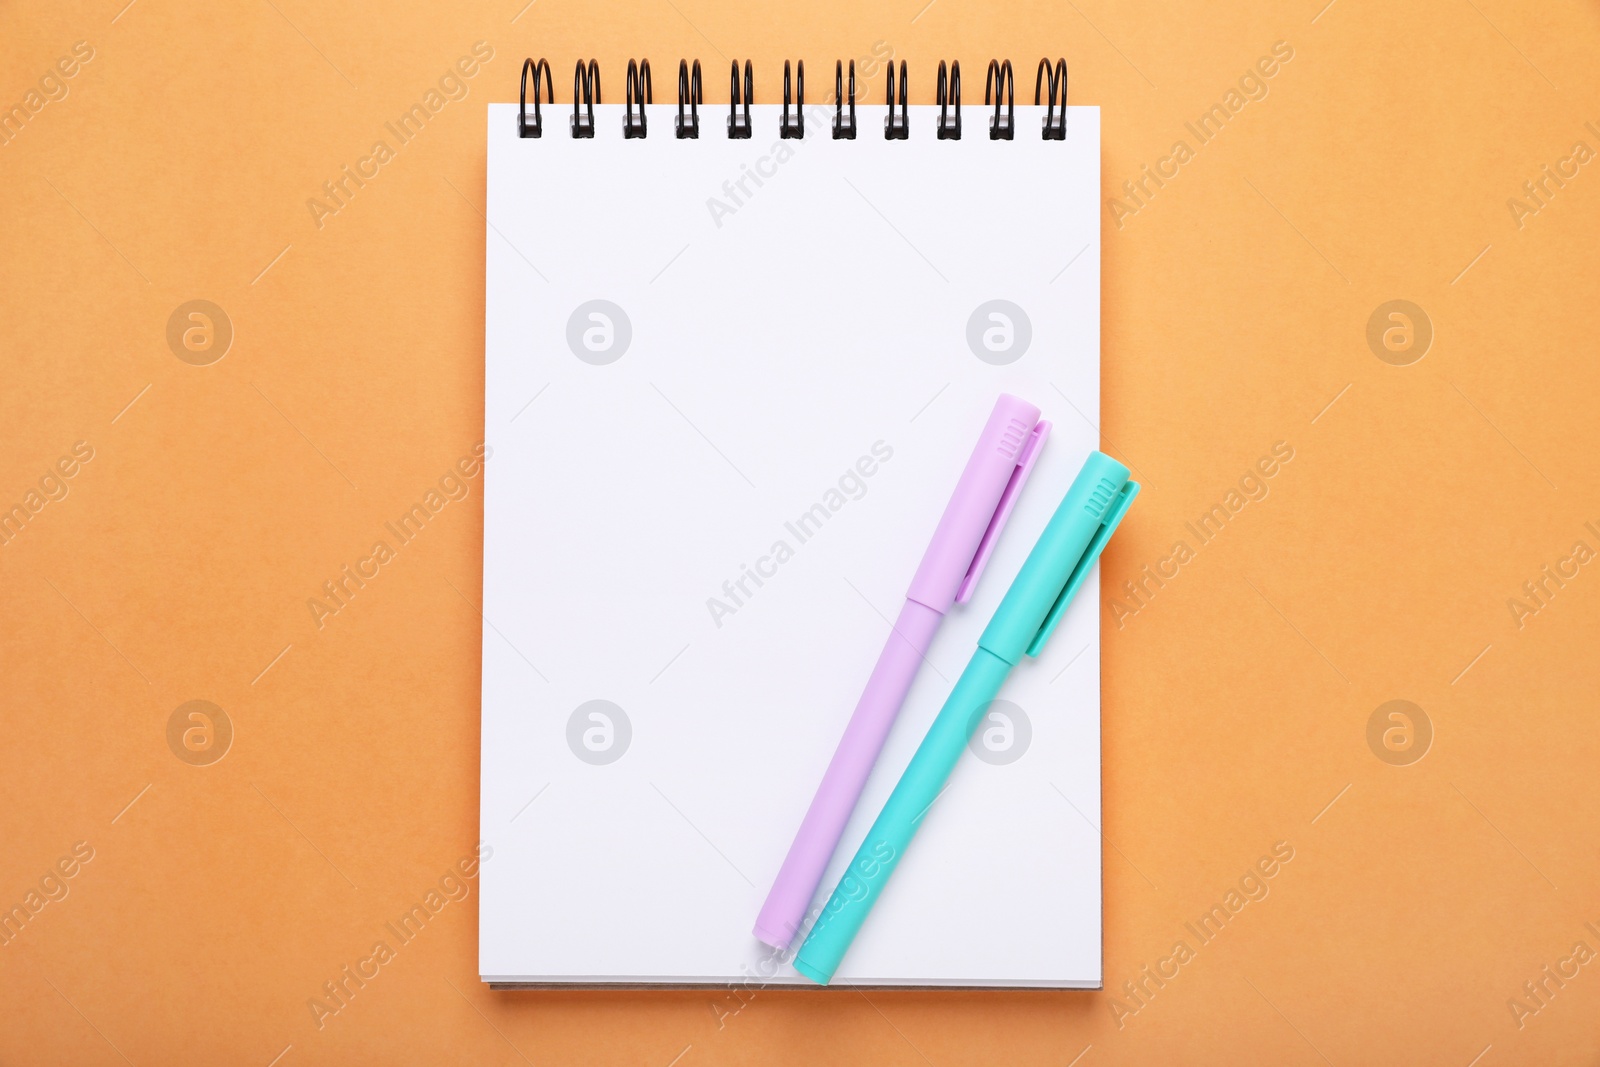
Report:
479,58,1102,987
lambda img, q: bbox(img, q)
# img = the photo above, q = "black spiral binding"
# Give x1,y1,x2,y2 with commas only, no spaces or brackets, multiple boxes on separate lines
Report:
1035,58,1067,140
677,60,701,138
728,60,752,139
624,59,651,138
833,60,856,139
526,58,1067,142
986,60,1014,140
520,58,552,138
571,60,598,138
780,61,804,139
884,60,908,140
936,61,961,140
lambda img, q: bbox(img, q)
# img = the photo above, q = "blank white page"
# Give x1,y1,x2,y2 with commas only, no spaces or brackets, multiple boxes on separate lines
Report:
481,99,1101,987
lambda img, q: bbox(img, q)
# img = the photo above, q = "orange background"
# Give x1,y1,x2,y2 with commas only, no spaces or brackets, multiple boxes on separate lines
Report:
3,0,1599,1063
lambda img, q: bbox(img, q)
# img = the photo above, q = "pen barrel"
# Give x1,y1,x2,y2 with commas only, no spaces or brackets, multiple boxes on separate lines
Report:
793,647,1013,984
754,599,943,950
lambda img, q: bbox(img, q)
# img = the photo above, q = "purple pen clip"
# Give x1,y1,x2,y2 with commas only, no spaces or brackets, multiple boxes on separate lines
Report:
955,419,1051,604
903,394,1048,614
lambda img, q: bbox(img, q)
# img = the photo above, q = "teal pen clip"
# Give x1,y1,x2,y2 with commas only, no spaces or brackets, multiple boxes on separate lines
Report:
792,450,1138,985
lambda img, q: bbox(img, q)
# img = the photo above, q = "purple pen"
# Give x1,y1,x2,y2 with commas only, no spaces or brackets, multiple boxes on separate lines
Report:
754,394,1050,950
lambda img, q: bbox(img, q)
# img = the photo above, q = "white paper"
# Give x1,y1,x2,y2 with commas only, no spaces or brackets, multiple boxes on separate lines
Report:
481,101,1102,987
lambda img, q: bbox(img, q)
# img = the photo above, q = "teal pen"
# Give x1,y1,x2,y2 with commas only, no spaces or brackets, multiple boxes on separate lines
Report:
792,451,1138,985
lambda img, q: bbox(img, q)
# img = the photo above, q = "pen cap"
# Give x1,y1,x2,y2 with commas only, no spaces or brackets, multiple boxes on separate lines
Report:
905,394,1046,613
979,451,1136,663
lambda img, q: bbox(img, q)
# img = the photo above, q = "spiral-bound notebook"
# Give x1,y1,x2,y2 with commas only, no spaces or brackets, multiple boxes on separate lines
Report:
479,59,1103,988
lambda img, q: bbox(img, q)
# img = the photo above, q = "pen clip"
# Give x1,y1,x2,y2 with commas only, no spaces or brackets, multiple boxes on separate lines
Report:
955,420,1051,604
1025,479,1139,657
